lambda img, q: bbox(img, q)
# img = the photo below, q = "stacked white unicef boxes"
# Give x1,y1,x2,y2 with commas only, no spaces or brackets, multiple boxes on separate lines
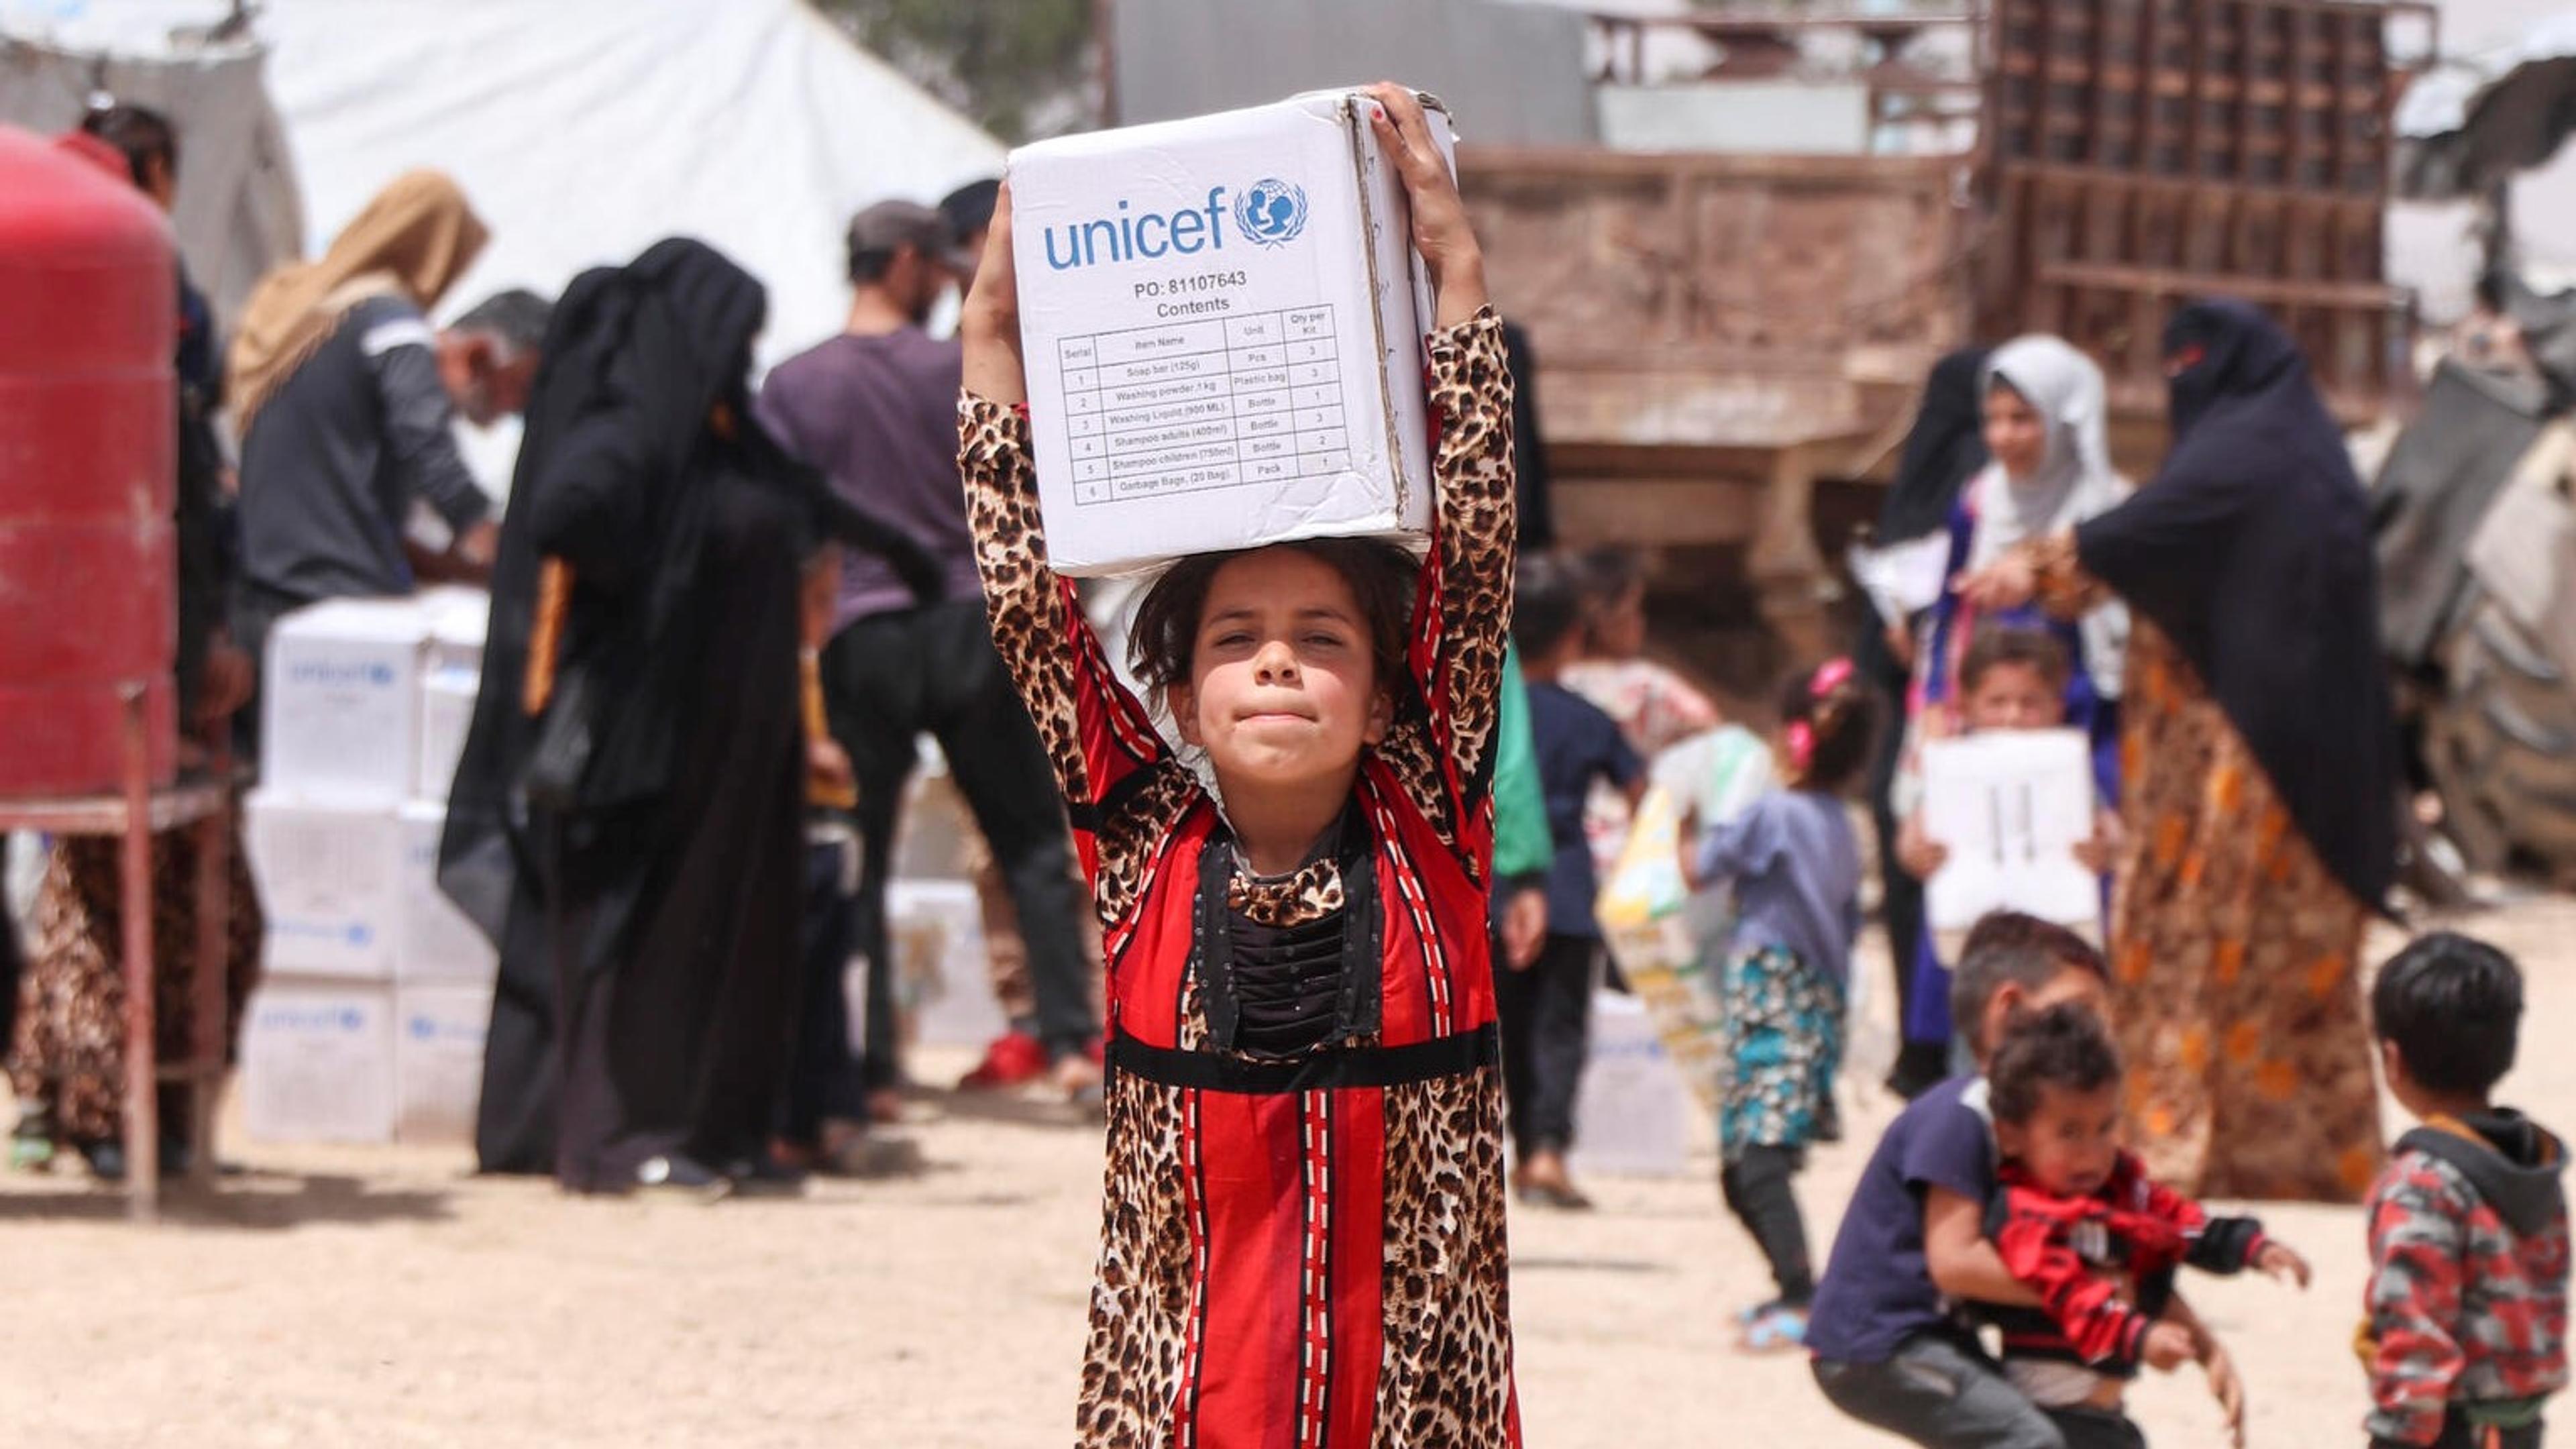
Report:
1006,87,1456,576
241,587,496,1146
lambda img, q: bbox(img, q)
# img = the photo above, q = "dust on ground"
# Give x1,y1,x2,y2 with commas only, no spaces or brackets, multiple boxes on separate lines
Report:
3,896,2570,1448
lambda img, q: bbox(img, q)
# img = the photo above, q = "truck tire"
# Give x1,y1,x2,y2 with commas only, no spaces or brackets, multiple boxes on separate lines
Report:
2424,590,2576,876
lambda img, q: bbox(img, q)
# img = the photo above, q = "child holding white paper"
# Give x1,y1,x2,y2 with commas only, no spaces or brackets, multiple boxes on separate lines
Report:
1896,626,2116,1067
1680,659,1876,1352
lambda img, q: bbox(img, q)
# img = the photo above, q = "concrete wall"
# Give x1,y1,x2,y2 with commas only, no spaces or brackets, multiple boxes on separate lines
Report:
1458,148,1970,448
1111,0,1594,147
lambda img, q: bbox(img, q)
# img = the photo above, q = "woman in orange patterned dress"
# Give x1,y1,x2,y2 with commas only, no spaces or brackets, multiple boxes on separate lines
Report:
1962,301,2398,1203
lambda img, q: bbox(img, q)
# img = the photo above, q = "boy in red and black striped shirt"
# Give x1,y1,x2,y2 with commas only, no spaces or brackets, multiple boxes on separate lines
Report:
1977,1004,2312,1446
2363,933,2569,1449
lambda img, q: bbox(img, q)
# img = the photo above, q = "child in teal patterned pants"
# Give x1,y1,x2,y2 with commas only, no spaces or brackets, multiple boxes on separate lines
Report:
1686,659,1876,1352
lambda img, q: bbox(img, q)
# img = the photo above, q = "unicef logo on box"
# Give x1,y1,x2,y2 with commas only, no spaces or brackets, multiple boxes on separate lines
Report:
1233,179,1308,248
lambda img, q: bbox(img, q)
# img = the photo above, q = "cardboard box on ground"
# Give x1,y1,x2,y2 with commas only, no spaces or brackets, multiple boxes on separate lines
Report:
242,589,496,1144
885,749,1010,1051
1570,992,1691,1179
1006,89,1452,577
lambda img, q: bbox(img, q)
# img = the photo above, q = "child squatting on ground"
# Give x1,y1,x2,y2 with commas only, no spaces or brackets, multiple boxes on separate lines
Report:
2363,932,2569,1449
1807,914,2247,1448
1679,657,1874,1352
1978,1003,2311,1448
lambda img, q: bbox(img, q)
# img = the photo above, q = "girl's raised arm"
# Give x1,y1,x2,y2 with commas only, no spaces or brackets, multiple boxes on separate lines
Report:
1368,83,1515,793
958,186,1168,831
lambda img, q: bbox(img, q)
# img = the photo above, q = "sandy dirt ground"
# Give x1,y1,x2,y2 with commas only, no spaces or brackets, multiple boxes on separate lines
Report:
1,894,2569,1448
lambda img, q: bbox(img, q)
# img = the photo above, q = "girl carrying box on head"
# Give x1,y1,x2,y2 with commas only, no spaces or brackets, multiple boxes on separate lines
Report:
957,85,1523,1446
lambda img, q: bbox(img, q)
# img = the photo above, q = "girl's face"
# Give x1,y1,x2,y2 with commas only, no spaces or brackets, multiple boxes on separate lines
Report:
1994,1080,2123,1199
1171,547,1392,792
1982,382,2049,482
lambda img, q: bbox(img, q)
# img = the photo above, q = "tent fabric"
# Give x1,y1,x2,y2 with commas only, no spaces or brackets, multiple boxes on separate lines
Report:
0,28,305,327
4,0,1006,369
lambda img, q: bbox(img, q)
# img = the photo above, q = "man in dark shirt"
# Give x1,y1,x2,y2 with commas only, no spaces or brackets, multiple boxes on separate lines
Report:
760,201,1104,1106
231,286,548,725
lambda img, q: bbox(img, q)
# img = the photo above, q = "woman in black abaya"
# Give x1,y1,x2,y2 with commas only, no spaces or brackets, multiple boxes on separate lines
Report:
1857,345,1987,1097
440,239,934,1192
1963,300,2396,1201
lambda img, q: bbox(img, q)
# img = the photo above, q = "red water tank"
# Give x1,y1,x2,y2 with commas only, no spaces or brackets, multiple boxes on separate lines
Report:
0,125,178,796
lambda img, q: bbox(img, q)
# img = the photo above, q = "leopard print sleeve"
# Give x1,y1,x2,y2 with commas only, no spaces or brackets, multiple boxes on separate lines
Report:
958,394,1172,827
1414,307,1517,798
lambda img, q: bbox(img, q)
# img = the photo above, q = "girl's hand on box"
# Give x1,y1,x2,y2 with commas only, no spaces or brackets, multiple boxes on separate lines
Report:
1364,82,1487,327
961,180,1028,405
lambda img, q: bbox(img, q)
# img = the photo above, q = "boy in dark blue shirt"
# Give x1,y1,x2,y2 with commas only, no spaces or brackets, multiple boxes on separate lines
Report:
1806,912,2243,1448
1505,557,1644,1210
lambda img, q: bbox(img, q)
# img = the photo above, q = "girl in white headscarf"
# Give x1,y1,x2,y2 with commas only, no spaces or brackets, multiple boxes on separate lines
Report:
1949,335,2131,704
1886,335,2131,1068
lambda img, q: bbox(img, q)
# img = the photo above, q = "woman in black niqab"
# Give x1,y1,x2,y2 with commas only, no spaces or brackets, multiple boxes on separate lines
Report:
440,239,935,1189
1962,299,2393,1201
1857,345,1988,1097
1878,345,1993,542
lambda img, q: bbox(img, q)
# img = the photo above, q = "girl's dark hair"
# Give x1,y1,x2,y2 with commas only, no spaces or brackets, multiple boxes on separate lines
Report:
1960,624,2071,696
1511,553,1586,660
1987,1001,2122,1127
2371,931,2523,1097
80,103,177,191
1128,537,1420,702
1780,657,1878,794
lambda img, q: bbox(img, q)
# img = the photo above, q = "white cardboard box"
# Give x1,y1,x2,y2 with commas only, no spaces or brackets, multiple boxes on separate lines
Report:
417,586,490,674
396,802,498,985
1568,991,1691,1179
246,790,401,979
1006,89,1452,576
262,597,428,802
419,580,489,659
415,667,480,803
888,879,1008,1049
241,978,395,1144
394,983,491,1144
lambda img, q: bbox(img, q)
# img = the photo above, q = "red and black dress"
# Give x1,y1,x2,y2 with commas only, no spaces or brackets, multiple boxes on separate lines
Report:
959,309,1521,1448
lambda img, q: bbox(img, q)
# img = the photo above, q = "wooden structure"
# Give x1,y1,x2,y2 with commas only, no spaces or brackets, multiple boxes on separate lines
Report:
0,693,233,1222
1459,148,1972,670
1466,2,2432,686
1977,0,2436,418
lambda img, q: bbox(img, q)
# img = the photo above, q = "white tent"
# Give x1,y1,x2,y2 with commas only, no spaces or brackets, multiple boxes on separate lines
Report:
5,0,1006,366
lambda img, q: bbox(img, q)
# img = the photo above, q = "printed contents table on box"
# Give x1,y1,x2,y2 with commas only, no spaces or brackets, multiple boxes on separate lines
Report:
1057,306,1352,503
